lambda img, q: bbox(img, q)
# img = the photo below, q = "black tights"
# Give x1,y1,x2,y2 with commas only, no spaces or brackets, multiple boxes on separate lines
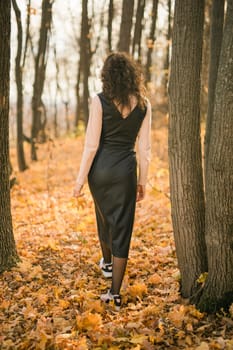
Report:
100,240,127,295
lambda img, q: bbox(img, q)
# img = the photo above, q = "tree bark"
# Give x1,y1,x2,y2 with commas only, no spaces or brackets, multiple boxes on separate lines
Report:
118,0,135,53
75,64,82,127
200,0,211,122
0,0,19,273
31,0,53,160
197,0,233,313
145,0,158,83
75,0,91,127
132,0,146,61
162,0,172,96
204,0,225,180
23,0,32,67
108,0,114,52
12,0,28,172
168,0,207,297
82,0,91,126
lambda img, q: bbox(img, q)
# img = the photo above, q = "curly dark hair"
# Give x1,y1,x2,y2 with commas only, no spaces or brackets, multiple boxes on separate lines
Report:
101,52,147,110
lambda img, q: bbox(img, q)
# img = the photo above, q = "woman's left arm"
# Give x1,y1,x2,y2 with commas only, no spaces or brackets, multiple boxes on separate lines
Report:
73,95,102,197
137,100,152,201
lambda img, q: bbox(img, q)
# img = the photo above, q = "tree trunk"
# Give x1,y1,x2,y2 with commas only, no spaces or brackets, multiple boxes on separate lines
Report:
118,0,135,53
12,0,28,172
145,0,158,84
204,0,225,180
23,0,32,67
200,0,211,122
82,0,91,126
75,65,82,127
162,0,172,96
31,0,53,160
0,0,19,273
132,0,146,61
75,0,91,127
168,0,207,297
108,0,114,52
197,0,233,313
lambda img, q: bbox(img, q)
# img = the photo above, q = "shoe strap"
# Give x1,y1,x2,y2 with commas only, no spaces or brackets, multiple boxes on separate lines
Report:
113,294,121,306
102,264,112,272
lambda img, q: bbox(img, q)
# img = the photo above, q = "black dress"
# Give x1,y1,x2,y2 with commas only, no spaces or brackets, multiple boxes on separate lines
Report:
88,93,147,258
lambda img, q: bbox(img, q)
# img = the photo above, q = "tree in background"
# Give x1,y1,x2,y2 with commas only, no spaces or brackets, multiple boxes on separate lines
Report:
162,0,172,97
31,0,54,160
0,0,19,273
75,0,106,127
12,0,28,172
132,0,146,61
145,0,159,84
107,0,114,52
168,0,207,297
75,0,91,127
118,0,135,52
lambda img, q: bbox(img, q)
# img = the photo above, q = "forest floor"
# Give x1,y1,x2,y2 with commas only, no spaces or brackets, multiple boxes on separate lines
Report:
1,123,233,350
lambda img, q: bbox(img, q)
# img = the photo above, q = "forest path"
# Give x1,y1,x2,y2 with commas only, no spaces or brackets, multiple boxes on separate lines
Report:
1,130,232,349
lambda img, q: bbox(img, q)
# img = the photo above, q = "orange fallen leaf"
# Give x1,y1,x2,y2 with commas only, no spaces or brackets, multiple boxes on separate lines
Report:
128,283,148,298
76,312,102,332
167,305,186,328
148,272,162,285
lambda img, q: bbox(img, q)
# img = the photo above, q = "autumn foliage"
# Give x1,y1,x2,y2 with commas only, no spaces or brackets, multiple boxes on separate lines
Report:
1,128,233,349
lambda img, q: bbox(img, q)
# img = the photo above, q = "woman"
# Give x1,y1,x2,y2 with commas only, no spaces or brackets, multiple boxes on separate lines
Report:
73,52,151,310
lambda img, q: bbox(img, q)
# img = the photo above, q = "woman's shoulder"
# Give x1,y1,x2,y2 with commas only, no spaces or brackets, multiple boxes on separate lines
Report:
142,97,151,114
143,97,151,108
95,92,112,106
137,96,151,115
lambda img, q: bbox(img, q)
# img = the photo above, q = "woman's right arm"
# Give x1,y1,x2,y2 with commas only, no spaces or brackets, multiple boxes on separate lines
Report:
73,95,102,197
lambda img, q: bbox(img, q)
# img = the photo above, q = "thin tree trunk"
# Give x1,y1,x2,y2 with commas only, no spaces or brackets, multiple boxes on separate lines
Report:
22,0,31,67
132,0,146,61
82,0,91,127
31,0,53,160
145,0,158,83
65,102,70,133
198,0,233,313
75,0,91,127
204,0,225,180
0,0,19,273
118,0,135,53
168,0,207,297
53,46,59,138
75,65,82,127
12,0,28,172
108,0,114,52
162,0,172,96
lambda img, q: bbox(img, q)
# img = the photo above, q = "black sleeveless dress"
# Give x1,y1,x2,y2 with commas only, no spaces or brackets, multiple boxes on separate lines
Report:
88,93,147,258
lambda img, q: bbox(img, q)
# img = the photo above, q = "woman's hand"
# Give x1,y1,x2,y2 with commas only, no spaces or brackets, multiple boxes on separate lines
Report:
136,184,145,202
73,182,83,198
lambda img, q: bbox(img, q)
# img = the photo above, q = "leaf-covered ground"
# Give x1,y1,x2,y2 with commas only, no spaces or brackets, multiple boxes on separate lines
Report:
1,127,233,349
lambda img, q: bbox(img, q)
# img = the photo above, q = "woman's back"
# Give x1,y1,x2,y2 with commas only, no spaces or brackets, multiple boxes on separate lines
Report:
98,92,147,151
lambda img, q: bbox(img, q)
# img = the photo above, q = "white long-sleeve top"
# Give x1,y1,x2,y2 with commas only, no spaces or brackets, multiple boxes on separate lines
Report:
76,94,151,186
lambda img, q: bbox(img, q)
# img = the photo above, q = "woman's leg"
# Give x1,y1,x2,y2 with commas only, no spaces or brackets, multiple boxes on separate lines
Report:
100,239,112,264
94,204,112,264
111,256,127,294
